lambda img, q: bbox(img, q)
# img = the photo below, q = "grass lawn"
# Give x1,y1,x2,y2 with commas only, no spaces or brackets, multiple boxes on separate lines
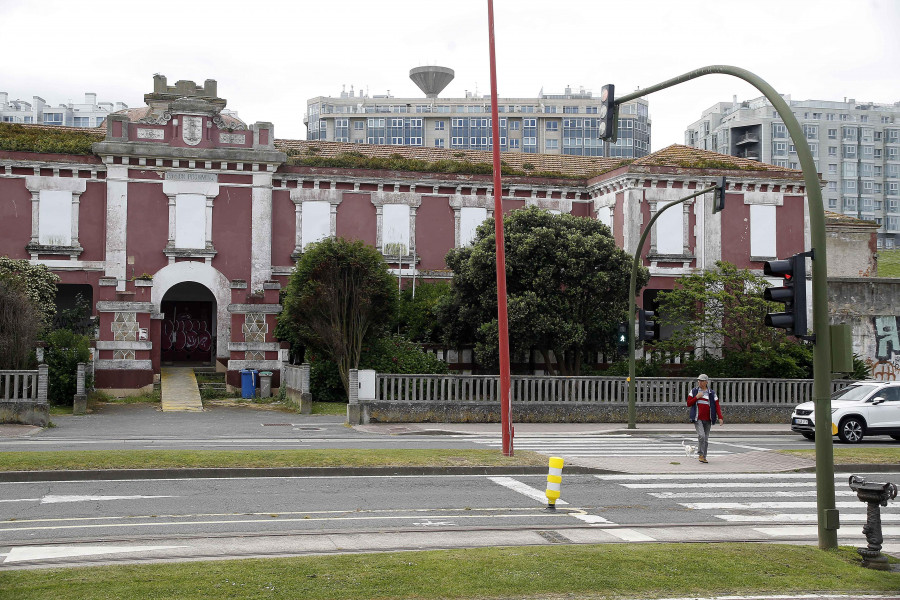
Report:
0,448,548,471
2,543,896,600
311,401,347,415
781,446,900,464
878,248,900,277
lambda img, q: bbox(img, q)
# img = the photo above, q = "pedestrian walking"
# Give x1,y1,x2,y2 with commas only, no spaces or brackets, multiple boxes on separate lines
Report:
686,374,723,463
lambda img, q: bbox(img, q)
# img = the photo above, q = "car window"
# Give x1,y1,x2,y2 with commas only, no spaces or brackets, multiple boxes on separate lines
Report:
830,385,876,401
880,386,900,402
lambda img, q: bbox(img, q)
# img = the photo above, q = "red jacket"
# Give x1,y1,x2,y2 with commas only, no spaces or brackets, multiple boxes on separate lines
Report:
687,387,723,423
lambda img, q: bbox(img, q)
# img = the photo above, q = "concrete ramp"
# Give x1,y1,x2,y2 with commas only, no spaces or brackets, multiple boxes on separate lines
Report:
160,368,203,412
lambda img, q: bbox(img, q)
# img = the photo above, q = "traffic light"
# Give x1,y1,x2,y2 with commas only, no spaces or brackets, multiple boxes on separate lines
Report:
616,321,628,355
638,308,659,342
599,84,616,142
712,176,727,213
763,252,809,337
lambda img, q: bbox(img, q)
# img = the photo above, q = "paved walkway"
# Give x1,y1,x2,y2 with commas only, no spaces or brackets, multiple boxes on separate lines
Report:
159,367,203,412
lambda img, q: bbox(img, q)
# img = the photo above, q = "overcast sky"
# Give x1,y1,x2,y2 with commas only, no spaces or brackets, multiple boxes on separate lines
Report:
2,0,898,151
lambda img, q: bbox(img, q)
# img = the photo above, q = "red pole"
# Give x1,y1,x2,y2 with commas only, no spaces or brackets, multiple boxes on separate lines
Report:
487,0,513,456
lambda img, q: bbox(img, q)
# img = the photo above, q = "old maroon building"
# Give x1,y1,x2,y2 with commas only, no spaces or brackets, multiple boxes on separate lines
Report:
0,77,808,393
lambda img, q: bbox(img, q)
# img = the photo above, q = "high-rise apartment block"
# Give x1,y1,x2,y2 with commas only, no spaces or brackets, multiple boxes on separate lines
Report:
306,67,651,159
685,95,900,248
0,91,128,128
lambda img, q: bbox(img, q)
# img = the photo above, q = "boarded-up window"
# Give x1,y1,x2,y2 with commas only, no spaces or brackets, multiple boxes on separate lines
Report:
301,201,330,249
655,201,683,255
460,206,487,247
750,204,777,257
175,194,206,249
382,204,410,255
38,190,72,246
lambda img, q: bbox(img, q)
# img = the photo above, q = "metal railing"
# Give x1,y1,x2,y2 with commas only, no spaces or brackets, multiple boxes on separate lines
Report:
373,373,856,405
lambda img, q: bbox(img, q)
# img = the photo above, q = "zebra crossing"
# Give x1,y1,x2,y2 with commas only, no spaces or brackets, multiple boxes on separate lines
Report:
467,434,731,459
597,472,900,530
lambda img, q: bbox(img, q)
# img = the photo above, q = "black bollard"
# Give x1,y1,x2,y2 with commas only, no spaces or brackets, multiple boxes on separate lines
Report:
848,475,898,571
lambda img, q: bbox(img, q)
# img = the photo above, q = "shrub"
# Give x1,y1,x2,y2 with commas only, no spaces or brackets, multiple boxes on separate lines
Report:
360,335,448,375
44,329,91,405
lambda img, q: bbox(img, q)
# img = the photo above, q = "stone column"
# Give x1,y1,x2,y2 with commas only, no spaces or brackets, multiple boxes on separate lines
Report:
250,172,274,290
29,190,40,245
71,192,82,248
105,164,129,286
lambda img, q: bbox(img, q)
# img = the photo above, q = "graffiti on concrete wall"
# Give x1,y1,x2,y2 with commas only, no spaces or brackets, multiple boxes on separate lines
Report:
867,315,899,381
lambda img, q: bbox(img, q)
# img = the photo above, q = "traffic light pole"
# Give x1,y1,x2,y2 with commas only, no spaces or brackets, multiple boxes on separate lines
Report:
628,184,718,429
617,65,837,550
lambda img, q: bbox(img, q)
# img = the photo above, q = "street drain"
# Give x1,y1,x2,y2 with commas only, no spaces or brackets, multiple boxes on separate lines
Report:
536,530,571,544
262,423,292,427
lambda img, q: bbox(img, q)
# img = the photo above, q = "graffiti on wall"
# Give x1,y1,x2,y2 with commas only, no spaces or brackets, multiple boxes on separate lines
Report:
867,315,899,381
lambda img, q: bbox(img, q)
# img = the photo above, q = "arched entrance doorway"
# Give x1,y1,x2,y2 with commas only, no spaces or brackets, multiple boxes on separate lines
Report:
160,282,215,365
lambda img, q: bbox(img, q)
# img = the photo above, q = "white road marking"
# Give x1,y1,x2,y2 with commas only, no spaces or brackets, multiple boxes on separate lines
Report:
598,473,824,481
717,513,900,523
707,440,770,451
0,512,547,533
0,498,40,503
571,514,611,524
41,495,176,504
754,525,900,537
622,482,817,489
681,501,864,509
4,544,186,563
412,520,456,527
602,528,656,542
488,476,568,505
650,490,856,499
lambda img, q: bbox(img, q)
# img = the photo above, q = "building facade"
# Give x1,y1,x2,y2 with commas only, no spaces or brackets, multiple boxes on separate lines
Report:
684,95,900,248
306,67,651,159
0,91,129,128
1,76,812,393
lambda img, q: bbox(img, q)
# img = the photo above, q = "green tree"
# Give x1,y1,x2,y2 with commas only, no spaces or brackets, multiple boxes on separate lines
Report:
44,328,91,405
279,238,397,394
653,260,784,355
0,256,60,330
438,206,647,375
397,280,452,343
0,278,42,370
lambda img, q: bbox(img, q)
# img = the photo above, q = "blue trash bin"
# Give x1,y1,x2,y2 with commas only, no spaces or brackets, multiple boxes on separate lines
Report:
240,369,258,399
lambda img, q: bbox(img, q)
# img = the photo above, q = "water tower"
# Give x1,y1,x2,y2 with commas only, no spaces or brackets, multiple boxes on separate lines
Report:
409,66,455,98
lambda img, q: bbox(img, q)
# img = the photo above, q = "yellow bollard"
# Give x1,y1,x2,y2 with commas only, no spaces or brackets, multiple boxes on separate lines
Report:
545,456,564,509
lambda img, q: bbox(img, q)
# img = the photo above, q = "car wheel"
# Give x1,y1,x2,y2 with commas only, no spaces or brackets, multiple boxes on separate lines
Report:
801,432,815,440
837,417,865,444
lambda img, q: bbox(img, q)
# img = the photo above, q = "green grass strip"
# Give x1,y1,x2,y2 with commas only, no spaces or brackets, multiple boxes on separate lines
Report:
879,248,900,277
780,447,900,464
0,449,548,471
2,544,897,600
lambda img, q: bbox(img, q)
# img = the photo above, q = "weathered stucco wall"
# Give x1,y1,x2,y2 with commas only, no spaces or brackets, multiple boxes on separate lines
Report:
829,277,900,380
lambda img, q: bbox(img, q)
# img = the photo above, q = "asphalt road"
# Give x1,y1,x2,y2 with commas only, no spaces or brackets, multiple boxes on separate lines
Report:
6,402,898,453
2,470,898,569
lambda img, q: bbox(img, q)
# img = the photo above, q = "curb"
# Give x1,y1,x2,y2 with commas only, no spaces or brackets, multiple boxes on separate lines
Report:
792,464,900,474
0,464,614,483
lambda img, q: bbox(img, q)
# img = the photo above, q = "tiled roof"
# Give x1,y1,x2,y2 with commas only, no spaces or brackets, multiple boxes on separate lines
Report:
825,210,880,227
274,138,624,178
630,144,804,176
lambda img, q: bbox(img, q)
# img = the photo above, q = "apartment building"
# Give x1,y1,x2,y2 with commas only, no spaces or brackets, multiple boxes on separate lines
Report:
306,66,651,159
685,95,900,248
0,91,127,128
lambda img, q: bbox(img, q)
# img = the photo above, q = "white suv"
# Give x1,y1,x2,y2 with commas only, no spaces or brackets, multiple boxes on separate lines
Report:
790,381,900,443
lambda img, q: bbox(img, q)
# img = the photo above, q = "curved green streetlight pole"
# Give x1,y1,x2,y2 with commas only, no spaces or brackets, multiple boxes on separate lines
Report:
616,65,836,550
627,183,718,427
